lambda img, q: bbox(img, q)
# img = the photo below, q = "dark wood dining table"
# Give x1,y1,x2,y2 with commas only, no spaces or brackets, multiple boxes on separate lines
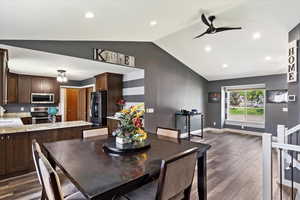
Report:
43,134,211,200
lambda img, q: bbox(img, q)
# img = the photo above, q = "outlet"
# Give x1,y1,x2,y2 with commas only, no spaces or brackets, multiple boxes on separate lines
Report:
241,125,245,129
213,122,216,126
20,107,25,112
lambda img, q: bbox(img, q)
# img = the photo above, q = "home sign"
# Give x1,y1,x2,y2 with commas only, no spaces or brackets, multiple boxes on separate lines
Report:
288,40,298,83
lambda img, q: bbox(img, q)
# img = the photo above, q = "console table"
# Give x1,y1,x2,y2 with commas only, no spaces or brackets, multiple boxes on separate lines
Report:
175,112,204,138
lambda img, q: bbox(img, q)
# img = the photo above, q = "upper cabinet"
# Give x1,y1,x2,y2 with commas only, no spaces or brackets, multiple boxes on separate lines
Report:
18,75,32,104
31,76,60,104
7,73,18,104
95,72,123,115
0,49,8,105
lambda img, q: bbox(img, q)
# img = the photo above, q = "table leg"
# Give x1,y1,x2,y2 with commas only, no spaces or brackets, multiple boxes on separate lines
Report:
197,152,207,200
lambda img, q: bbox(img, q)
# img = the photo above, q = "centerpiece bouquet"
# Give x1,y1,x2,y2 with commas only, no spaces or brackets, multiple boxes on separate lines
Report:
113,104,147,144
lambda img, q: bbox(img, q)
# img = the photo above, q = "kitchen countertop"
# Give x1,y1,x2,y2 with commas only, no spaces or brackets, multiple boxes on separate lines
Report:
0,121,93,135
0,112,31,119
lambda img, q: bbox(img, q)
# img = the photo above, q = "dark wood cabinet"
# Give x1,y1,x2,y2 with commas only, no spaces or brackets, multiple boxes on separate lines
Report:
31,77,44,93
107,119,119,135
6,133,30,174
0,136,6,176
95,73,123,116
21,117,32,125
95,73,108,91
18,75,32,104
31,76,60,104
0,49,8,105
7,73,18,104
0,125,90,179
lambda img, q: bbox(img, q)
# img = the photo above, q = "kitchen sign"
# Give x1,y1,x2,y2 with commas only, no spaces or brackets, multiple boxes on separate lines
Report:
288,40,298,83
93,49,135,67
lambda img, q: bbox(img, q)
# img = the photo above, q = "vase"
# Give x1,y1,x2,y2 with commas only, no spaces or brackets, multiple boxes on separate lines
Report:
116,136,132,145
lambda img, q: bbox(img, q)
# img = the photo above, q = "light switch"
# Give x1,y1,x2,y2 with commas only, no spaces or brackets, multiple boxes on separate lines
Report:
20,107,25,111
146,108,154,113
282,107,288,112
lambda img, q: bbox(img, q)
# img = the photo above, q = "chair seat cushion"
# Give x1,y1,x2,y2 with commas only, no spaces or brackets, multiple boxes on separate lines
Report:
65,192,88,200
57,170,79,197
125,181,157,200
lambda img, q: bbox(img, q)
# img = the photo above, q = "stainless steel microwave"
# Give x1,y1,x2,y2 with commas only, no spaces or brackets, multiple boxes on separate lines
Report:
31,93,55,104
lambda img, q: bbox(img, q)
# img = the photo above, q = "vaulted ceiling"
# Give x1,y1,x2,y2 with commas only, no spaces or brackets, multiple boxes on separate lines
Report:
1,0,300,80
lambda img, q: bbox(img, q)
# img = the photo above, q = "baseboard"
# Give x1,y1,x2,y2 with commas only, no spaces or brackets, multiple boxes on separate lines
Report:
205,127,271,137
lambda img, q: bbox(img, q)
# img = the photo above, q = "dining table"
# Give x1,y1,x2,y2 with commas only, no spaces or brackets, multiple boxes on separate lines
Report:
43,134,211,200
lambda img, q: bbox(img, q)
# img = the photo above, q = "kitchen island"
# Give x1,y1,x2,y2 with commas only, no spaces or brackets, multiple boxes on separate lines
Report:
0,120,93,179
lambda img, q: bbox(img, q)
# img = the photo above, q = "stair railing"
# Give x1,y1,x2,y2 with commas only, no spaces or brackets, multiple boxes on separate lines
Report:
263,133,300,200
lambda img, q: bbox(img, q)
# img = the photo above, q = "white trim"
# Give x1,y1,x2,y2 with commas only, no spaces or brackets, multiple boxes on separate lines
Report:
60,84,95,90
225,120,265,129
262,133,273,200
224,83,266,90
205,127,266,137
122,86,144,96
123,70,144,82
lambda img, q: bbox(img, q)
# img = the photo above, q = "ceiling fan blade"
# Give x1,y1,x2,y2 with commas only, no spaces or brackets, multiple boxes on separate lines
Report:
215,27,242,33
201,14,210,27
194,31,208,39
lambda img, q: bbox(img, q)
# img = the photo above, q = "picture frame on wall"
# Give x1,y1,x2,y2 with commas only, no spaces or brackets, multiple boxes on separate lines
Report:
208,92,221,103
266,89,288,103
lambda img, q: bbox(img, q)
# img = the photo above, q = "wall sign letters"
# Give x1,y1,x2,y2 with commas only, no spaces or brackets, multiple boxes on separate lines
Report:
93,49,135,67
288,40,298,83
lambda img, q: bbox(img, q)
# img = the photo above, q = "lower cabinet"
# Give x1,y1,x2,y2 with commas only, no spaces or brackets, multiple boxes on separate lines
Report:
0,126,89,179
6,133,30,174
0,133,30,176
0,136,6,176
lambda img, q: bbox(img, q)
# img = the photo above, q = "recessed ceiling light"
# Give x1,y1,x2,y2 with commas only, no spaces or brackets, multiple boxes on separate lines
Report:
85,12,95,19
253,32,261,40
204,45,212,52
265,56,272,61
150,20,157,27
222,64,228,68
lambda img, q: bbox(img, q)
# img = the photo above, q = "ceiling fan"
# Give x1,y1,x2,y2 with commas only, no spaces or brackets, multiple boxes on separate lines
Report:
194,14,242,39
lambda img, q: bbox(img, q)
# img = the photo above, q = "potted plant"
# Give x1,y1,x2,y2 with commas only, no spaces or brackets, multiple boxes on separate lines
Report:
113,104,147,144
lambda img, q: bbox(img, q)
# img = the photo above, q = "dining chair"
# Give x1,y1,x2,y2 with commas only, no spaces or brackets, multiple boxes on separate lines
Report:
156,127,180,139
32,140,79,199
83,127,108,138
122,147,198,200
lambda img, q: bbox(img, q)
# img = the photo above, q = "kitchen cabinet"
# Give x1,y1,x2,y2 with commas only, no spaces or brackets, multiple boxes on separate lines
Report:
107,118,119,135
0,125,90,179
31,77,44,93
31,76,60,104
95,73,123,116
18,75,32,104
0,49,8,105
5,133,30,174
0,136,5,176
29,129,58,169
7,73,18,104
21,117,32,125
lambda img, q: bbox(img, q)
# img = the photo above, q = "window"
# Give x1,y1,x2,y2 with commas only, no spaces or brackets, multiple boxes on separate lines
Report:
225,87,265,128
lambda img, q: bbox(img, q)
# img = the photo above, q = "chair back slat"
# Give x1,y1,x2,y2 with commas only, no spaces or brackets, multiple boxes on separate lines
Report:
38,151,64,200
157,127,180,139
156,148,198,200
83,128,108,138
32,140,43,186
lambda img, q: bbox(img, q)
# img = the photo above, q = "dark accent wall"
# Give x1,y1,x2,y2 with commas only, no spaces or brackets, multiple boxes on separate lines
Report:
207,74,288,135
0,40,208,132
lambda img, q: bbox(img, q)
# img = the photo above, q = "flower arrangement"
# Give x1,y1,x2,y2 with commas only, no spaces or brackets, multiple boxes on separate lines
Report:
113,104,147,143
116,99,126,110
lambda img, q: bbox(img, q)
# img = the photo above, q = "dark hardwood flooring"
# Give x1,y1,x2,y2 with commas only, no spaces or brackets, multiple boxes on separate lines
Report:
0,131,287,200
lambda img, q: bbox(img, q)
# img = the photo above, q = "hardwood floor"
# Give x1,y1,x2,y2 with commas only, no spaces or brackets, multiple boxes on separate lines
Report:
0,131,282,200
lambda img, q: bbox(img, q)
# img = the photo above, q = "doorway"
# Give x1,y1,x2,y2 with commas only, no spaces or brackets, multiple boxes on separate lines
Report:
61,86,94,122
